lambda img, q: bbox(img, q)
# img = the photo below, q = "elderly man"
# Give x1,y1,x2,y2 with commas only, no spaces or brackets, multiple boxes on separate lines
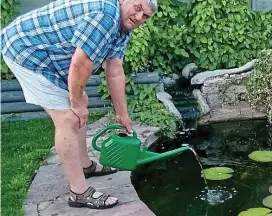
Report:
1,0,157,209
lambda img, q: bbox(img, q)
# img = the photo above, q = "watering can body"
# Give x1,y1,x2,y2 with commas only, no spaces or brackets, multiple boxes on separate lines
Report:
99,131,141,170
92,124,190,171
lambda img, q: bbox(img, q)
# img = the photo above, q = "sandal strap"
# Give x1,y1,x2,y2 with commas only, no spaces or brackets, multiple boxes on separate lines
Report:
70,186,111,207
100,166,113,173
83,161,97,176
82,186,96,199
90,193,110,207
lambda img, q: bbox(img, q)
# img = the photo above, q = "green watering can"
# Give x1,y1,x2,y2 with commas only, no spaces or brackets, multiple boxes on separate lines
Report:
92,124,191,171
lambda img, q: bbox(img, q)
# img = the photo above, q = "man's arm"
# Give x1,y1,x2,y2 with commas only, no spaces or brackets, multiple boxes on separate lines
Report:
105,58,132,132
68,47,93,106
68,47,93,127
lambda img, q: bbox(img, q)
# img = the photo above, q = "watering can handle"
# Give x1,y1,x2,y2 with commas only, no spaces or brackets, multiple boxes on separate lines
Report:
92,124,138,151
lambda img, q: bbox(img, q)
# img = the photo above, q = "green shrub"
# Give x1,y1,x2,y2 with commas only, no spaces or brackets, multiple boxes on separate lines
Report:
1,0,19,26
246,49,272,123
98,71,180,138
1,0,20,80
184,0,272,70
106,84,181,138
124,0,189,75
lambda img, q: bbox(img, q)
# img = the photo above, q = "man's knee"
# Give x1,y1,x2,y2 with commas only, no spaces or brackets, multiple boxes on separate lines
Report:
57,111,80,130
46,109,80,131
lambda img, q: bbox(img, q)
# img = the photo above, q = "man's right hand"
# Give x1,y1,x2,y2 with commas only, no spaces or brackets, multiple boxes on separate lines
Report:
70,92,89,128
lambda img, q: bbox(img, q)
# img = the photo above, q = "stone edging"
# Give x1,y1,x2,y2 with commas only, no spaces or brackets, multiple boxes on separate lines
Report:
24,117,160,216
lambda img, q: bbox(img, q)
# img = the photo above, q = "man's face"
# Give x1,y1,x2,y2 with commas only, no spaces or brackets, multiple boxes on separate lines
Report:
119,0,153,31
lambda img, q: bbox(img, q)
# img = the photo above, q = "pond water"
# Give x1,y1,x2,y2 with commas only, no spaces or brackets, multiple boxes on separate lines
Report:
131,120,272,216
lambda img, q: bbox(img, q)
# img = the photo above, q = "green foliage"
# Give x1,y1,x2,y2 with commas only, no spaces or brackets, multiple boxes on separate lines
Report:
98,74,180,138
124,0,272,74
97,72,136,100
184,0,272,70
1,0,19,26
124,24,151,73
126,85,180,138
124,0,189,75
1,0,20,80
246,49,272,123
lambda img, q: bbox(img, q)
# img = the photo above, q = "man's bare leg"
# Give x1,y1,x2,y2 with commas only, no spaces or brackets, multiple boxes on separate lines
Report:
77,92,116,172
78,123,117,173
45,108,117,204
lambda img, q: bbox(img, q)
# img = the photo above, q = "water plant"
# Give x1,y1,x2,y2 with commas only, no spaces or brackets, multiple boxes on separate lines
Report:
263,195,272,209
248,151,272,162
201,167,234,180
238,208,271,216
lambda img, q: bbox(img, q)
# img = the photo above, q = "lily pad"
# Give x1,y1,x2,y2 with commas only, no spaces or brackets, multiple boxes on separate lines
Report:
269,186,272,194
263,195,272,209
248,151,272,162
238,207,271,216
201,167,234,181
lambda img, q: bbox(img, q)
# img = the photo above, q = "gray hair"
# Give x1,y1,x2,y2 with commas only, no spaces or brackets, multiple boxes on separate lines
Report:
147,0,158,15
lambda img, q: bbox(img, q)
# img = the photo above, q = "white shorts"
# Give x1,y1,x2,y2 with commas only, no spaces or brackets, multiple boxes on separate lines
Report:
3,56,70,110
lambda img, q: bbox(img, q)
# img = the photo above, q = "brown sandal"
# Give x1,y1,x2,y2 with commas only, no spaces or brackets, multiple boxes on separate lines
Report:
83,161,117,178
68,186,118,209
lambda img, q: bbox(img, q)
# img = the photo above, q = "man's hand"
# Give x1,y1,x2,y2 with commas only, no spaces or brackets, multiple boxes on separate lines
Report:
70,92,89,128
116,114,132,133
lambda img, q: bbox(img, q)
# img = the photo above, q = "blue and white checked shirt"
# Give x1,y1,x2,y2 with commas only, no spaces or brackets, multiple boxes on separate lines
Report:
1,0,131,90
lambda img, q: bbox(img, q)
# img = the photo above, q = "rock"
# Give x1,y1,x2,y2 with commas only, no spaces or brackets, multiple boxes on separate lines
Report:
156,91,182,119
193,89,210,115
171,73,179,81
161,76,176,87
191,60,254,85
182,63,198,79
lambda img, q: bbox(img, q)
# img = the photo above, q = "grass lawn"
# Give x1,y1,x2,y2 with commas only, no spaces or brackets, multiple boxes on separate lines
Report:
1,112,105,216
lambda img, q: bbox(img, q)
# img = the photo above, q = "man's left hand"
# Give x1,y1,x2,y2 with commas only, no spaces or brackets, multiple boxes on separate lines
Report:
116,114,132,133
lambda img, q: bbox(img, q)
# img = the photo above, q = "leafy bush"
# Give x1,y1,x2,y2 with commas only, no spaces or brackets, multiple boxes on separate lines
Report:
127,85,180,138
98,71,180,138
124,0,189,75
1,0,19,26
1,0,20,80
246,49,272,123
184,0,272,70
106,84,181,138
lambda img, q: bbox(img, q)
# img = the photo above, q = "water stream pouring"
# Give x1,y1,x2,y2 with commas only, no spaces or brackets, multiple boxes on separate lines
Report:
92,124,191,171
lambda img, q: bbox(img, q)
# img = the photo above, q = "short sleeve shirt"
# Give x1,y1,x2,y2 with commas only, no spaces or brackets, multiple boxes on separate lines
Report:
1,0,131,90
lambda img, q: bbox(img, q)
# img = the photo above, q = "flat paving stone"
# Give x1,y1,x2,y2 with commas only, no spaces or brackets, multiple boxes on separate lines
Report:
85,171,133,189
26,164,69,204
45,154,61,165
24,203,38,216
92,200,156,216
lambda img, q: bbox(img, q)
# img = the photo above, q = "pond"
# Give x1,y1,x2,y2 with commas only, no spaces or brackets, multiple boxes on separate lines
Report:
131,120,272,216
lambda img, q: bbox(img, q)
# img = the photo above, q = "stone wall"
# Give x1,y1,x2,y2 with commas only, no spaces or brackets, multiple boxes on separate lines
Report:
197,72,266,125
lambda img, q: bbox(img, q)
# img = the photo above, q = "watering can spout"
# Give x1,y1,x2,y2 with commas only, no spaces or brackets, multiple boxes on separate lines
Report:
137,145,191,166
